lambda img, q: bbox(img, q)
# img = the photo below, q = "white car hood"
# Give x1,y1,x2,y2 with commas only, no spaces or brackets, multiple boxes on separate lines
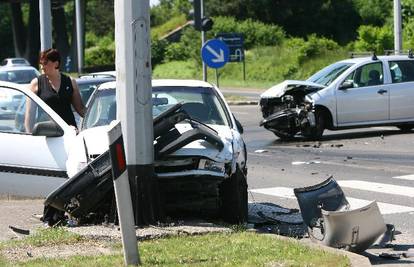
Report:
260,80,324,99
71,123,234,164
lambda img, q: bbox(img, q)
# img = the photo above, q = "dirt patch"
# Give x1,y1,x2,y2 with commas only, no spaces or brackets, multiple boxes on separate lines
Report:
0,240,117,262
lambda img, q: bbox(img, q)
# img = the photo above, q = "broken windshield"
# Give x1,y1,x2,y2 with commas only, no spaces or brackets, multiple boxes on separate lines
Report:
307,62,354,86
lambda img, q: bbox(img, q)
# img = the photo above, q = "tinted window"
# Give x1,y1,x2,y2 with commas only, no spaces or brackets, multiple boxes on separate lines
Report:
389,61,414,83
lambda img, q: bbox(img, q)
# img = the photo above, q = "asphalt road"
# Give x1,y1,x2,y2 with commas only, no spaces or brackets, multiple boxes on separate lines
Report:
231,104,414,266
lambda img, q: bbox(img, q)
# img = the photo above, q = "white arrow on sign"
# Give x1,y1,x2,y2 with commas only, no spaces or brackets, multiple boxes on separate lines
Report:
206,45,224,63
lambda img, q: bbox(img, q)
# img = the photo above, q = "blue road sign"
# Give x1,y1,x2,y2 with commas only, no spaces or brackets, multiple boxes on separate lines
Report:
201,39,229,69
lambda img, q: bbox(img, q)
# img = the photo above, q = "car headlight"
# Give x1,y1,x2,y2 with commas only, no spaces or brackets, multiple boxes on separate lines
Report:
198,159,225,173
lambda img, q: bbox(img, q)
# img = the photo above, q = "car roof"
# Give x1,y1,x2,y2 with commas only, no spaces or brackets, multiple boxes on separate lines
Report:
97,79,215,90
75,76,114,85
1,57,30,66
339,55,414,64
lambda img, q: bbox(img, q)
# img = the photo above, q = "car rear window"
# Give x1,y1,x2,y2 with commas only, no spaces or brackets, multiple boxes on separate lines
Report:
388,60,414,83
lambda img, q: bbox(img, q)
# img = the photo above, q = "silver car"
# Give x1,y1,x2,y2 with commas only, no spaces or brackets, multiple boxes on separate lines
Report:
260,53,414,140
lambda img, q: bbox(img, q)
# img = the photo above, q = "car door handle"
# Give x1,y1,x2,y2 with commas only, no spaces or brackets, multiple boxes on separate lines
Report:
377,89,387,94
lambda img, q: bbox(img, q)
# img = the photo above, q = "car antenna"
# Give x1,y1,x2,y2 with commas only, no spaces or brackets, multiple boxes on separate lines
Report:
409,49,414,58
372,52,378,60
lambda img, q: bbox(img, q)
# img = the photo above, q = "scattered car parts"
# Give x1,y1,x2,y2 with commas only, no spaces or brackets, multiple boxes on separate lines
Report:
294,177,387,253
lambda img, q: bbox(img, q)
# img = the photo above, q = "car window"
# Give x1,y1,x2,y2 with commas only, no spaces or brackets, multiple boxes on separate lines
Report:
0,69,39,84
340,62,383,88
82,86,230,130
0,87,55,134
388,61,414,83
307,62,354,86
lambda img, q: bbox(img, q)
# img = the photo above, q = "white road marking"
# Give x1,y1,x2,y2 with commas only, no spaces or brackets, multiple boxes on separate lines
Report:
250,186,414,215
393,174,414,181
338,180,414,197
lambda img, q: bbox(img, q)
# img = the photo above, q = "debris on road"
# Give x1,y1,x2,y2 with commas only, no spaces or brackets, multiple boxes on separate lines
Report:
293,177,388,253
291,161,320,165
254,149,269,153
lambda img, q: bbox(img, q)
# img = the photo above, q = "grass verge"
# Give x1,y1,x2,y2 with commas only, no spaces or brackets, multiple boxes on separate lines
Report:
0,228,350,266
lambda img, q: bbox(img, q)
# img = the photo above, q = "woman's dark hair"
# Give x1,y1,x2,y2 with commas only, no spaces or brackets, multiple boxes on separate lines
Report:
39,48,60,69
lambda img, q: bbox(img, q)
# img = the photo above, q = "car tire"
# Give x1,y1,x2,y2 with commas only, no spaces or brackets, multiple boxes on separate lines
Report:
304,110,325,140
219,166,248,224
397,125,414,132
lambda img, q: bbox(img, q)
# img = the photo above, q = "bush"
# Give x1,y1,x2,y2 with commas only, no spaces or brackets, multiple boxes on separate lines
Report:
151,38,168,67
210,16,285,49
164,42,189,61
354,25,393,53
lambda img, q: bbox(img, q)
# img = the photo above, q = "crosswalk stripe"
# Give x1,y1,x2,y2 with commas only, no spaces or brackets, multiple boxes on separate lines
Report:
338,180,414,197
250,186,414,215
393,174,414,181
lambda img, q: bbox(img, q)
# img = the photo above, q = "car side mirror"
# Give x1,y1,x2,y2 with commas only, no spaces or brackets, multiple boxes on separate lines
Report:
32,121,64,137
339,81,354,90
234,115,244,134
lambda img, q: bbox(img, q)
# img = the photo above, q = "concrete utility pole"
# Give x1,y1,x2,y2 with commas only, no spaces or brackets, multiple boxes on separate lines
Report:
39,0,52,51
394,0,402,52
114,0,160,226
75,0,85,74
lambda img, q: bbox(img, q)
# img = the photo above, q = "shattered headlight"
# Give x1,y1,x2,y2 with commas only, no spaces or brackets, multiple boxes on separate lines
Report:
198,159,225,173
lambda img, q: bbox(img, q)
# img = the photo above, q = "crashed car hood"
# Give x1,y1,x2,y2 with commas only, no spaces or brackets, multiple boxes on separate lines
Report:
260,80,324,99
76,124,234,162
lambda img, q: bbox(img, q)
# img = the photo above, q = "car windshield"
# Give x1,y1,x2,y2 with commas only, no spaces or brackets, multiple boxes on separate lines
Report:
82,86,230,130
307,62,354,86
0,69,39,84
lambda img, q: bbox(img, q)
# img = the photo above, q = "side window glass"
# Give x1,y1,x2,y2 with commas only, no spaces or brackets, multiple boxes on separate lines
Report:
389,61,414,83
0,87,54,134
354,62,383,87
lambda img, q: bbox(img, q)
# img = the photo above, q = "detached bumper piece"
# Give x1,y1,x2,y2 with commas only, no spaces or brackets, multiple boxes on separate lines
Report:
45,151,113,219
46,103,227,223
294,177,387,253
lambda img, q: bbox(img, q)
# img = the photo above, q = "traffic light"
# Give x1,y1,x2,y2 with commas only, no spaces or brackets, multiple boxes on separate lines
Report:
189,0,213,32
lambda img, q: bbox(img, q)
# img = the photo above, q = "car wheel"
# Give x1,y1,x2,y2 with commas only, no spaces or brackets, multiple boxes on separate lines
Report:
397,125,414,132
304,110,325,140
219,166,248,224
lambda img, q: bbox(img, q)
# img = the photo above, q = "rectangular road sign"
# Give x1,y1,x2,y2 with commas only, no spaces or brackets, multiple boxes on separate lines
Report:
215,32,244,62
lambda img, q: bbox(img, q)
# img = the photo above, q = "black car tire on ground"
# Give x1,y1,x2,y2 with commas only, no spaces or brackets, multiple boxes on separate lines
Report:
397,124,414,132
219,166,248,224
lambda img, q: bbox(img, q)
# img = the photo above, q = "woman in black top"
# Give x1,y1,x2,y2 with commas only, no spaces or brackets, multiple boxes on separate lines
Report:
26,48,85,129
26,49,86,226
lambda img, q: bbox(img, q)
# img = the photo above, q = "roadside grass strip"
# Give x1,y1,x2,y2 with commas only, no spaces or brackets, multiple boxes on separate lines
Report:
0,228,350,266
250,183,414,215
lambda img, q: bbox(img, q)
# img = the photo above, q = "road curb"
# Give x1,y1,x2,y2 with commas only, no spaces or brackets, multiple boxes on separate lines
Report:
297,237,371,267
228,100,258,105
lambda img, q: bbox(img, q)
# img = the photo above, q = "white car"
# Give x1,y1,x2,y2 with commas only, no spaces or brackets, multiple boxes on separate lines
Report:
0,79,248,223
1,57,30,67
260,53,414,140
